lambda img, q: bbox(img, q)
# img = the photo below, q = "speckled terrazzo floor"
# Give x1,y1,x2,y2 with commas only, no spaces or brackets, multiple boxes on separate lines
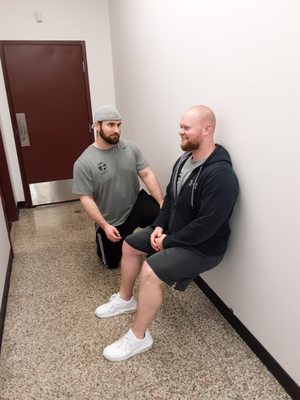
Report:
0,201,291,400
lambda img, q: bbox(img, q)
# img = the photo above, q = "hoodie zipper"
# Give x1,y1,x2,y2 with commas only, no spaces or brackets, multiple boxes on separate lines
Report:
169,153,203,229
168,153,190,229
191,165,203,208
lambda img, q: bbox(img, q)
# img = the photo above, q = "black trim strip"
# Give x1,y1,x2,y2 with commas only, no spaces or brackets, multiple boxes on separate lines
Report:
0,248,14,353
194,276,299,400
17,201,25,209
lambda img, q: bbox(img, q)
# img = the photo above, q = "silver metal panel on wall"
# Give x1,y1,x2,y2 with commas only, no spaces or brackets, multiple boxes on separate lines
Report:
29,179,79,206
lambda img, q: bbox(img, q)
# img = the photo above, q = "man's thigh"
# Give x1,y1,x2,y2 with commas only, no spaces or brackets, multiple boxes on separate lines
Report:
146,247,223,291
124,226,155,255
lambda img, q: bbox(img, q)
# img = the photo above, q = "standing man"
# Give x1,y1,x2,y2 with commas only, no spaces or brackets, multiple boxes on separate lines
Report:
95,105,239,361
73,105,163,269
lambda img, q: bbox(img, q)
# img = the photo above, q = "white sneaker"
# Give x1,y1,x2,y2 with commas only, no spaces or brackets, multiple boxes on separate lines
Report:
95,293,137,318
103,329,153,361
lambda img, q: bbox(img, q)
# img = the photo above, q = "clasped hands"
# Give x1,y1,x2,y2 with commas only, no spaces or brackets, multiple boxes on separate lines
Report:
150,227,166,252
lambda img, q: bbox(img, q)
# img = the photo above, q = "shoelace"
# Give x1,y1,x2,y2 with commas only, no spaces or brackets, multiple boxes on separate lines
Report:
109,293,118,302
115,332,133,350
107,293,118,309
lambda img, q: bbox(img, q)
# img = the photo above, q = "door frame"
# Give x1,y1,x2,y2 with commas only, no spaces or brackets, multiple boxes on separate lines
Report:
0,40,93,207
0,126,18,223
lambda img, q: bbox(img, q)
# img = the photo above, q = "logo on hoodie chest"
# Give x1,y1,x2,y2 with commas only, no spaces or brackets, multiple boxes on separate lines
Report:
188,179,198,189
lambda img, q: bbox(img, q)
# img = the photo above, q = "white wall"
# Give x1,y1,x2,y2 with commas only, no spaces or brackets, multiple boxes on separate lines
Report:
0,71,23,202
0,0,115,201
109,0,300,385
0,201,11,306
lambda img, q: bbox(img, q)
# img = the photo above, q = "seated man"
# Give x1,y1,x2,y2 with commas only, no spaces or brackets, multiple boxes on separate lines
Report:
95,105,239,361
73,105,163,268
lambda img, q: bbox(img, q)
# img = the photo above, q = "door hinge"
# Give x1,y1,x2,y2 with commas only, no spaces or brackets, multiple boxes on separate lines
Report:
82,61,85,73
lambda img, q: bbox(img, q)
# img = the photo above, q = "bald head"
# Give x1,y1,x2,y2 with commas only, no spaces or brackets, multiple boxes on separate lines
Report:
184,105,216,132
179,105,216,156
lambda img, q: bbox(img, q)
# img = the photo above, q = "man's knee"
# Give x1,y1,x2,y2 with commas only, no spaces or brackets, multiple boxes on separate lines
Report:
140,261,162,285
122,240,143,257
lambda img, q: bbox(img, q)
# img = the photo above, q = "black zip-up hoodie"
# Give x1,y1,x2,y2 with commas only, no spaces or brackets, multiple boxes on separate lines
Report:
153,144,239,256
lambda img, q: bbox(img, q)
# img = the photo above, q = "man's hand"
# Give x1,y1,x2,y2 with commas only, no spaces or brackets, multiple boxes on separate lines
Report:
150,227,166,252
104,224,122,242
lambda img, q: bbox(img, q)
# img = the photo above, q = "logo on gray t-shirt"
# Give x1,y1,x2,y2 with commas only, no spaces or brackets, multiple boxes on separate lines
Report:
98,162,108,173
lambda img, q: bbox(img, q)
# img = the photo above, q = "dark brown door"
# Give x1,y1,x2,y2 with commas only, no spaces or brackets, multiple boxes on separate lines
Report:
0,41,93,206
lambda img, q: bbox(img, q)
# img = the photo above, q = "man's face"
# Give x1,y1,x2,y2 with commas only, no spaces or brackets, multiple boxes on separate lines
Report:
179,112,204,151
97,120,122,145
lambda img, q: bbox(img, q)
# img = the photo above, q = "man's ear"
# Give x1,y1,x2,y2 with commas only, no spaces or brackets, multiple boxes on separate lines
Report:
203,123,212,136
93,121,101,130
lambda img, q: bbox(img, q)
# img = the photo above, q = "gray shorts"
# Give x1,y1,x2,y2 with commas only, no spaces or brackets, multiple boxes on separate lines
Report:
125,226,224,291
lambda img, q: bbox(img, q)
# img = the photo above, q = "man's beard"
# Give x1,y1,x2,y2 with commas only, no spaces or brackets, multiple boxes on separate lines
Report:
180,138,199,151
99,129,120,145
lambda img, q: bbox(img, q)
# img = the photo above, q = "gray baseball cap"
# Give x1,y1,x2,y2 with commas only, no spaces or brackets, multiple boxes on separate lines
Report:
94,105,122,122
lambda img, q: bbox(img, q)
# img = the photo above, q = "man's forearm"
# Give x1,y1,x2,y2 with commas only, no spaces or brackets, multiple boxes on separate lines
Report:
148,184,164,207
80,195,108,229
139,168,164,206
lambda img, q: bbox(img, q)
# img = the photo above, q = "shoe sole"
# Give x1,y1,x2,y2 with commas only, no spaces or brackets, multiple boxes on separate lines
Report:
95,307,137,318
103,342,153,362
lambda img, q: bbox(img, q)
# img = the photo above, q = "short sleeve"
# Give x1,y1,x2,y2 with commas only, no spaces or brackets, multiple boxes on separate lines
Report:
129,141,149,171
72,161,94,195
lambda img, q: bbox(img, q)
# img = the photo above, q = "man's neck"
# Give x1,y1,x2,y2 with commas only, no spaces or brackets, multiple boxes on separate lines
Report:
93,137,115,150
192,143,216,161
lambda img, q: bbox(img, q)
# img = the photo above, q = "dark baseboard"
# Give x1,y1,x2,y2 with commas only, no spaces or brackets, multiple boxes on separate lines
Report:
0,248,14,354
194,276,299,400
17,201,25,209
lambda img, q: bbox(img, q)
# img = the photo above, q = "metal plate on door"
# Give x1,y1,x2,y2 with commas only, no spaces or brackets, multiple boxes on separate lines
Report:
29,179,79,206
16,113,30,146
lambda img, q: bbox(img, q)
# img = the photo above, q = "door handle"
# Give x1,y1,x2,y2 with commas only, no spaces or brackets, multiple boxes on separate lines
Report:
16,113,30,147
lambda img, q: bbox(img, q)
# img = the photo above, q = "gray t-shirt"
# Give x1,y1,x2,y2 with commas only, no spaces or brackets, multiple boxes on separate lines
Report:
73,139,148,226
177,155,206,195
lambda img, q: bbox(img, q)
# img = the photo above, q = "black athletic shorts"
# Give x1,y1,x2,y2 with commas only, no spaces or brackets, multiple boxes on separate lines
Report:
96,190,160,268
125,226,224,291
